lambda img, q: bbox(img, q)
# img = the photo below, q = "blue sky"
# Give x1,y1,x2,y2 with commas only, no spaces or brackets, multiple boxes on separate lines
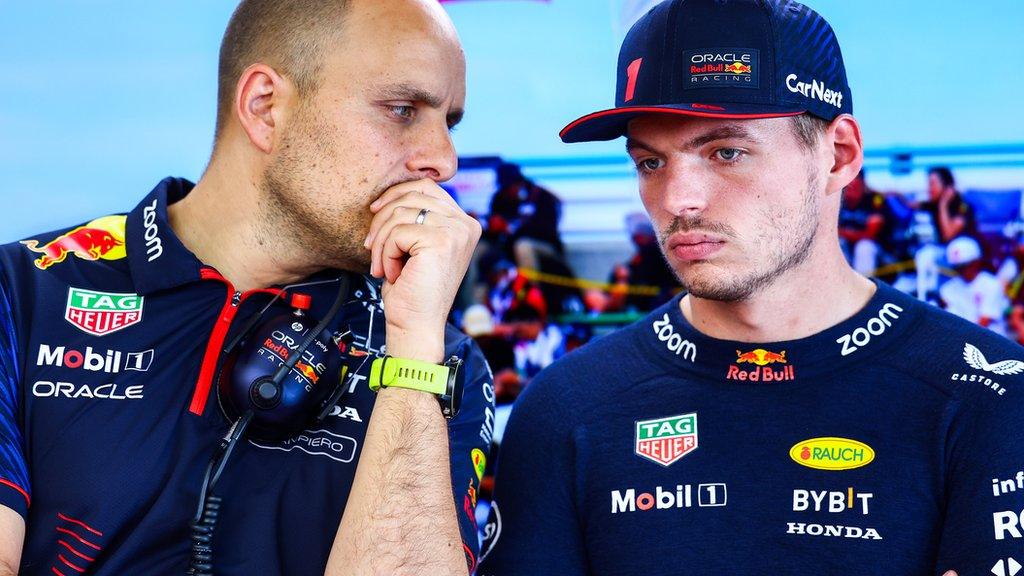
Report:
1,0,1022,242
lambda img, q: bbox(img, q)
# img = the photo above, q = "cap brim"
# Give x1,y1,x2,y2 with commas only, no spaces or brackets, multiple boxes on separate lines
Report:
559,103,806,143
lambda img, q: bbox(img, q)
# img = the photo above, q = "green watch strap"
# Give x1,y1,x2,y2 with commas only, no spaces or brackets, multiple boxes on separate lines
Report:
369,356,449,396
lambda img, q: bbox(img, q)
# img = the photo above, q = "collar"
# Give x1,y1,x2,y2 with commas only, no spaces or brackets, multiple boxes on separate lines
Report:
125,177,205,295
640,279,924,383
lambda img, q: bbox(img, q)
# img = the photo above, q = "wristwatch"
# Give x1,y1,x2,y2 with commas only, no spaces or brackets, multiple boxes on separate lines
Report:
369,354,465,420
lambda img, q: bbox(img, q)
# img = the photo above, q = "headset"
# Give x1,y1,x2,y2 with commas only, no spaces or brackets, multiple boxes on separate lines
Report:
187,273,367,576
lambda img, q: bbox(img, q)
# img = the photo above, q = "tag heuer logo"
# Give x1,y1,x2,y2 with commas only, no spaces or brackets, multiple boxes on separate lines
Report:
65,287,144,336
635,413,698,466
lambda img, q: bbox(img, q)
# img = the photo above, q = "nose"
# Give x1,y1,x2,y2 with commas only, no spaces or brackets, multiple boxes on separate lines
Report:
406,121,458,183
655,161,711,218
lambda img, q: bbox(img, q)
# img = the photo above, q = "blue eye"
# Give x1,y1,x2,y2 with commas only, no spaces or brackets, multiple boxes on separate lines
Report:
715,148,743,162
636,158,664,173
389,105,415,120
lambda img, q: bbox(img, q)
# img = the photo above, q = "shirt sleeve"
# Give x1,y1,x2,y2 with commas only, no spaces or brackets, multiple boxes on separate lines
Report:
934,366,1024,573
0,265,29,518
446,333,495,574
477,367,587,576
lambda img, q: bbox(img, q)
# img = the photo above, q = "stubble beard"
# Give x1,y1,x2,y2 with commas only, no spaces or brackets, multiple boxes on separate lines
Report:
259,110,379,272
661,167,822,303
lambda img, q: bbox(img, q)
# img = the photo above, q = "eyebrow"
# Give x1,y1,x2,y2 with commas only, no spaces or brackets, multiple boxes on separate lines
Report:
378,82,464,128
626,123,761,154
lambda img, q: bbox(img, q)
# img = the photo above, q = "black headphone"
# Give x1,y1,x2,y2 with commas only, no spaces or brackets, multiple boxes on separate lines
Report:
189,273,364,575
216,275,357,441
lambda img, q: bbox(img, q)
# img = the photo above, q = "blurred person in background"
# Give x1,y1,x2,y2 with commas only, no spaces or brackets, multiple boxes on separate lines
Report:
996,237,1024,344
837,170,898,277
996,232,1024,294
1008,304,1024,346
605,212,681,312
923,167,977,243
499,303,565,380
939,236,1009,336
911,166,977,301
486,162,564,273
467,163,582,315
487,261,547,324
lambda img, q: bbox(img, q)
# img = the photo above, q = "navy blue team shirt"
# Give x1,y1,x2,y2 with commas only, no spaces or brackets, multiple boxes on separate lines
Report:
479,280,1024,575
0,177,495,575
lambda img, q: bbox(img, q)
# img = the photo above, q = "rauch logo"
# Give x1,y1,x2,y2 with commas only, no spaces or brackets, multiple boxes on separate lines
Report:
790,437,875,471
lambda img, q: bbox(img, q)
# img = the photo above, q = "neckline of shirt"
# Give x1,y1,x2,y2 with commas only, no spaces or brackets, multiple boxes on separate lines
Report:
638,279,922,384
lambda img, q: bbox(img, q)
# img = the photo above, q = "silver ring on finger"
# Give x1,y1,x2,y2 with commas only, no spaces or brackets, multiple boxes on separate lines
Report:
415,208,430,225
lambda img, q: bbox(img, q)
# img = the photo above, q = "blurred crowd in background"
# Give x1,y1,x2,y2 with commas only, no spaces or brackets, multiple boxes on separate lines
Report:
450,162,1024,515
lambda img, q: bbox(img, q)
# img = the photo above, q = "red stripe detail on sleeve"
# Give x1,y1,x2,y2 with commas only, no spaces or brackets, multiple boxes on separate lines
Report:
55,527,102,551
58,554,86,573
0,478,29,507
57,512,103,536
58,540,96,562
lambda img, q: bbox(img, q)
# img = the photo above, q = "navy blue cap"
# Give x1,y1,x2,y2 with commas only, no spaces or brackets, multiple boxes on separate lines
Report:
560,0,853,143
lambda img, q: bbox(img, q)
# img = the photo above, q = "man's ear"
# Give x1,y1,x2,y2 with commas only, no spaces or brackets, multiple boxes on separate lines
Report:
826,114,864,195
233,63,294,154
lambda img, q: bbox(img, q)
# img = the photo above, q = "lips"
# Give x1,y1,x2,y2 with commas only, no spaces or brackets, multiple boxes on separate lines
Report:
667,233,725,262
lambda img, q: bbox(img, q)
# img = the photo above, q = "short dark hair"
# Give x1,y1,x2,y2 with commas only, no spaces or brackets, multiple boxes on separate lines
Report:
928,166,956,188
214,0,352,141
790,113,830,151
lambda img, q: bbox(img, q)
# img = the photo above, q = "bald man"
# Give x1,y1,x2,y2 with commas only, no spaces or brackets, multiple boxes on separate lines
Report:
0,1,492,574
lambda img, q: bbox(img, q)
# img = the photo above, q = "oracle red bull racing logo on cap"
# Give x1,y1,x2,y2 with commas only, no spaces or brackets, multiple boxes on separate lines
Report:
727,348,795,382
65,287,144,336
684,48,759,89
790,437,875,471
21,215,127,270
635,412,698,466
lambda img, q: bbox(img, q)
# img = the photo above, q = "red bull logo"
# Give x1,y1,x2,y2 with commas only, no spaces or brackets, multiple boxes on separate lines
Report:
295,362,320,385
735,349,787,366
725,62,751,74
21,215,127,270
728,349,795,382
338,340,369,357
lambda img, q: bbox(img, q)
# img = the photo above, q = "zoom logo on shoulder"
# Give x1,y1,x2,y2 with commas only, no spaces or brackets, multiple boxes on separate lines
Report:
836,303,902,357
652,313,697,361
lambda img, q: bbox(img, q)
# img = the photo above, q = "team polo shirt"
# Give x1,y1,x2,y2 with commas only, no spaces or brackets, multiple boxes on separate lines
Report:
479,280,1024,575
0,177,494,575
